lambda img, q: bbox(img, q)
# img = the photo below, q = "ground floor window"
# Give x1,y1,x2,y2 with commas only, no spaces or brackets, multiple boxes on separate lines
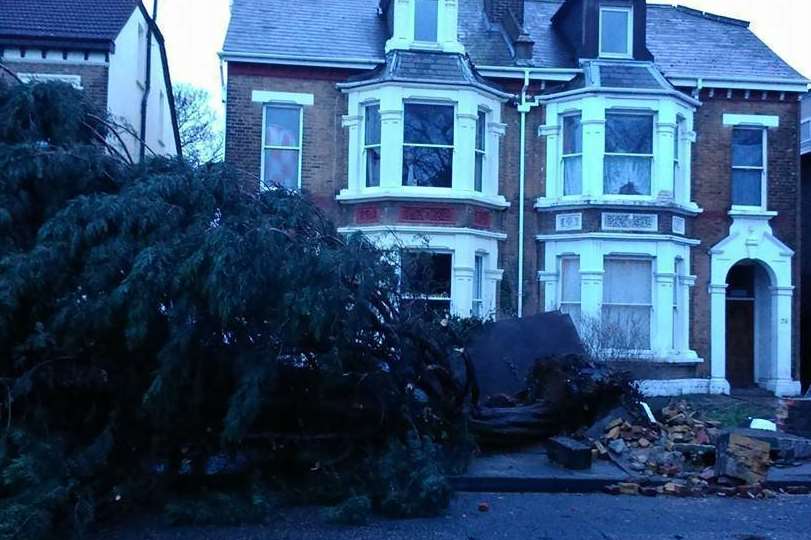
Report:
400,250,452,314
602,257,652,350
559,256,581,324
472,254,484,318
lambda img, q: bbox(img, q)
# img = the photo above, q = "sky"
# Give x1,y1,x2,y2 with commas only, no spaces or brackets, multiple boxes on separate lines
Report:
152,0,811,127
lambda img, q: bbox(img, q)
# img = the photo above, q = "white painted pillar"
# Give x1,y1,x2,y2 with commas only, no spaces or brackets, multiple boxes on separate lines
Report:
581,97,605,197
486,119,506,197
485,268,503,318
655,101,676,198
379,91,403,189
341,113,362,193
440,0,464,53
678,274,697,355
453,266,474,317
766,286,799,396
709,283,731,395
456,100,478,192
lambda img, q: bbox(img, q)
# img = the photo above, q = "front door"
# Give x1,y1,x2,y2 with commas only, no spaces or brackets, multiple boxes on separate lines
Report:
726,298,755,388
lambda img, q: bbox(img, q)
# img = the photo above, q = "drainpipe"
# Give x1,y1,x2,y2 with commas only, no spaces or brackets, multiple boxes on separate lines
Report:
139,0,158,162
515,68,539,317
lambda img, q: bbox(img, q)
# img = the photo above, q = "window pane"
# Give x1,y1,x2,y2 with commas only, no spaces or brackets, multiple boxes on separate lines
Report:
414,0,439,41
600,9,630,55
265,106,300,147
732,169,762,206
476,111,486,151
602,305,651,349
402,251,452,297
802,121,811,143
403,146,453,187
606,114,652,154
561,258,581,303
473,255,484,317
563,155,583,196
404,104,454,145
563,115,582,154
365,104,380,146
603,259,651,304
474,153,484,192
732,128,763,167
264,148,299,189
604,155,651,195
366,147,381,187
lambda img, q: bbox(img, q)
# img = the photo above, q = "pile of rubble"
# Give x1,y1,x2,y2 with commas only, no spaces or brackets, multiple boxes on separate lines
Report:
594,400,811,498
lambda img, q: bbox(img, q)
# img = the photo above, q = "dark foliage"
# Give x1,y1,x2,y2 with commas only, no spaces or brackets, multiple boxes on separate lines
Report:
0,81,479,538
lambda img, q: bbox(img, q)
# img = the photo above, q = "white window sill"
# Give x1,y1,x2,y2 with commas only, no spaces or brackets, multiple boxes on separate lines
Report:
535,196,702,216
337,188,511,209
728,206,777,219
597,350,703,364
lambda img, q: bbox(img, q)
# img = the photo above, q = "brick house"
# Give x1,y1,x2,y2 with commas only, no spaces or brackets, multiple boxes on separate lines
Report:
0,0,181,160
221,0,809,397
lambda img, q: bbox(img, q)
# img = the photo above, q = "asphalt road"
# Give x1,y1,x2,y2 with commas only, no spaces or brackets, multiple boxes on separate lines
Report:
94,493,811,540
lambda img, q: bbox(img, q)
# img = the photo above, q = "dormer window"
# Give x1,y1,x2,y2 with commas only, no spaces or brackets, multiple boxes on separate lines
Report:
599,6,633,58
414,0,439,42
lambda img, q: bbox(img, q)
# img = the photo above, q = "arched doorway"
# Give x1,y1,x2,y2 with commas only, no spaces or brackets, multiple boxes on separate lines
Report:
725,261,772,389
708,212,800,397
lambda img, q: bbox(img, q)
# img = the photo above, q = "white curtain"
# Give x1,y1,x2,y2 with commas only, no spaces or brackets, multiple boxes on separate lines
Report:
602,259,652,349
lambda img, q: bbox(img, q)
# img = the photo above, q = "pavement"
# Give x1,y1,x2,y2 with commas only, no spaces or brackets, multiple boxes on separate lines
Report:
93,492,811,540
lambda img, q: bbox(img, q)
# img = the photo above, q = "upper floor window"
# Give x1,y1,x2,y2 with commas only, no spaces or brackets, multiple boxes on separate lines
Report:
599,7,633,58
364,104,381,187
414,0,439,42
604,112,653,196
731,127,766,208
562,114,583,195
403,103,454,187
474,110,487,192
801,119,811,145
262,104,302,190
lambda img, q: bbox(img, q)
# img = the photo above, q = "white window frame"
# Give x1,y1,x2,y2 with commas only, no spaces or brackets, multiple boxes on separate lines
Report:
472,253,484,318
730,126,768,211
400,249,454,313
363,102,381,188
260,103,304,191
599,6,633,59
800,119,811,145
603,110,655,198
601,256,654,352
558,255,582,324
560,112,583,197
402,101,456,188
474,109,487,193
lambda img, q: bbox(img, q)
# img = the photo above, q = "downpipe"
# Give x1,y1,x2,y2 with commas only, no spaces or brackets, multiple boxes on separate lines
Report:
516,69,540,317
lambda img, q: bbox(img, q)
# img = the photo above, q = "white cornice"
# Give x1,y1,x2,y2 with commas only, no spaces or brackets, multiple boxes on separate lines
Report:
338,225,508,240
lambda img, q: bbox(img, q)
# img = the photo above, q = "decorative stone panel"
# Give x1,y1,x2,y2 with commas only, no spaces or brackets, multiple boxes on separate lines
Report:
556,213,583,232
601,212,659,232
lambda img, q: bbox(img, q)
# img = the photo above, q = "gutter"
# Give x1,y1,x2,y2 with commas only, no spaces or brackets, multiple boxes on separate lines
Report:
477,65,582,81
219,50,384,70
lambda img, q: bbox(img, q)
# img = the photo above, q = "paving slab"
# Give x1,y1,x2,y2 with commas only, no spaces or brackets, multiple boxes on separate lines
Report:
450,443,630,493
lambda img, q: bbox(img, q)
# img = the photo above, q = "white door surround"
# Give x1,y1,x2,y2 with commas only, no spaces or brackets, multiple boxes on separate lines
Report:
708,211,801,397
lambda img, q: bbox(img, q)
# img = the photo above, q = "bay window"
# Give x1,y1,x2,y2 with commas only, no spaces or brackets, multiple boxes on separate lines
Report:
414,0,439,42
602,258,652,350
401,250,452,314
599,7,632,58
604,113,654,196
731,127,766,208
364,104,381,187
559,256,581,325
403,103,455,187
562,114,583,196
474,110,486,192
262,104,302,190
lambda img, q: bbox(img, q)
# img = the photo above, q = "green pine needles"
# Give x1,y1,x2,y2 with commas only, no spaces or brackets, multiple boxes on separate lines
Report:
0,81,478,538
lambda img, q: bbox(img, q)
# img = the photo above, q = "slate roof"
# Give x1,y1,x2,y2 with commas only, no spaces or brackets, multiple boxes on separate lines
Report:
222,0,386,63
542,60,689,99
0,0,137,46
222,0,807,83
340,50,510,97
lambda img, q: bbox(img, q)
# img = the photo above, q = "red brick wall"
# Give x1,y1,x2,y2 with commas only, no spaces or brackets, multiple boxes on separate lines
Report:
225,63,356,222
689,91,802,378
1,60,109,112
